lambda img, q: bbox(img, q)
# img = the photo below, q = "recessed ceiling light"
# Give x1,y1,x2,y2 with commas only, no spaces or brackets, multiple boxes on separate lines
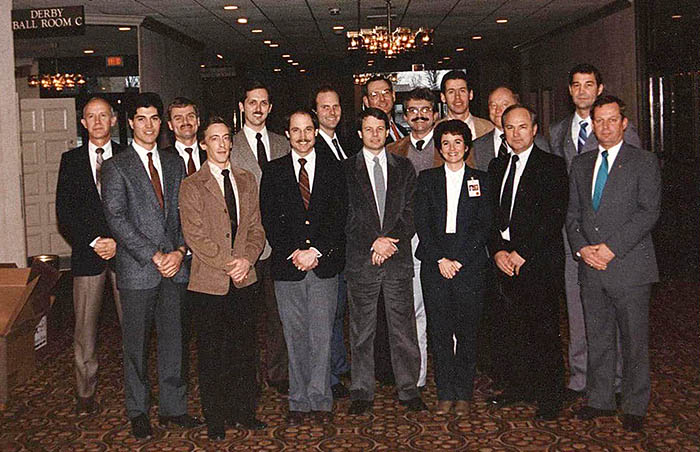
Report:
292,62,299,66
472,35,482,40
437,61,443,64
83,49,95,54
456,47,464,52
299,69,306,73
282,54,291,58
251,29,263,33
263,40,272,44
332,25,344,31
286,59,293,63
118,26,131,31
223,5,238,10
237,17,248,24
200,64,205,68
443,56,451,60
671,14,682,19
269,43,279,48
274,68,282,72
496,18,508,24
216,54,224,59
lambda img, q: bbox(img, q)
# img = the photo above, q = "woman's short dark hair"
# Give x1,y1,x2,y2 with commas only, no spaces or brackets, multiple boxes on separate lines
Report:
434,120,473,161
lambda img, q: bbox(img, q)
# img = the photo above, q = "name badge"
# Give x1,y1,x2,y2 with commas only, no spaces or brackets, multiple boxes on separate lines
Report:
467,178,481,197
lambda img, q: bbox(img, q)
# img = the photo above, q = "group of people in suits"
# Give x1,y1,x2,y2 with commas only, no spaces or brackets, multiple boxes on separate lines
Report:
55,63,660,442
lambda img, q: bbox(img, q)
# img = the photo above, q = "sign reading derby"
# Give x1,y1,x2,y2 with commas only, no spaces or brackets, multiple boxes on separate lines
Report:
12,6,85,39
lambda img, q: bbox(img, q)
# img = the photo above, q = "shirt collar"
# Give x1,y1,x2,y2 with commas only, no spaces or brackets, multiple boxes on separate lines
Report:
88,140,112,155
363,148,386,165
574,111,591,127
511,144,534,166
175,140,198,153
444,162,466,176
292,149,316,165
410,130,433,150
243,124,267,140
132,141,158,159
318,129,336,143
209,161,231,177
598,139,623,159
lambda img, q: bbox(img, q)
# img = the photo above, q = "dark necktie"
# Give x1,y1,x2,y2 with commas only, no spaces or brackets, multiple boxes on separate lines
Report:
298,158,311,209
416,140,425,152
499,154,519,232
184,147,196,176
390,121,402,141
221,169,238,244
592,150,609,211
95,147,104,196
256,132,267,167
147,152,164,210
498,133,509,159
331,137,344,160
578,121,588,154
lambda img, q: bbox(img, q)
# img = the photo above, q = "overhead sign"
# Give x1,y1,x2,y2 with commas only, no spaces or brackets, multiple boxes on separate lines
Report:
12,6,85,39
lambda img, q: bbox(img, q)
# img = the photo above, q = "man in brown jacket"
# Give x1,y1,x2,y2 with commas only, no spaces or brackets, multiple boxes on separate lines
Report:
179,116,266,441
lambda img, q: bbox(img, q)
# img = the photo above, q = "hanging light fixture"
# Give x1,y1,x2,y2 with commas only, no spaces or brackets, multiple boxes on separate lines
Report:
27,54,87,91
353,72,398,86
347,0,433,58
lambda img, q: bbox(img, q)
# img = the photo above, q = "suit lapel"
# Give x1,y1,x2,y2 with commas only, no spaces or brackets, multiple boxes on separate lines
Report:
435,169,448,233
383,152,401,231
581,152,597,211
596,144,632,214
77,144,101,201
354,153,382,229
161,152,179,218
201,163,226,208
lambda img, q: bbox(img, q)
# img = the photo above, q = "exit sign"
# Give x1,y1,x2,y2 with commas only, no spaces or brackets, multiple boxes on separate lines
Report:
106,56,123,67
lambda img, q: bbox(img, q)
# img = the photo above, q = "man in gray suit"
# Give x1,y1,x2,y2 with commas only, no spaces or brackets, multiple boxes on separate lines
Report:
230,80,290,395
567,95,660,432
102,93,200,439
550,64,642,400
344,108,427,415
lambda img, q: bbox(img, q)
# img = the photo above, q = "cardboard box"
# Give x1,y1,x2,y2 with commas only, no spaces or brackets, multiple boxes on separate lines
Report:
0,261,58,408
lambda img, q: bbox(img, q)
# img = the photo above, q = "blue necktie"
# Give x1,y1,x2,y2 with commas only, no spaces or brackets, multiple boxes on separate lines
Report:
578,121,588,154
592,150,609,211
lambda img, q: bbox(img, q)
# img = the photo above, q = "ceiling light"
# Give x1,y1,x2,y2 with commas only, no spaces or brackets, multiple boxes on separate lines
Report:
274,68,282,72
332,25,344,31
671,14,682,19
472,35,482,40
263,40,271,44
286,59,293,63
216,54,224,59
118,27,131,31
456,47,464,52
83,49,95,54
443,56,451,60
282,54,291,58
496,18,508,24
237,17,248,24
223,5,238,10
200,64,205,68
251,29,263,33
299,69,306,73
269,43,279,48
292,62,299,66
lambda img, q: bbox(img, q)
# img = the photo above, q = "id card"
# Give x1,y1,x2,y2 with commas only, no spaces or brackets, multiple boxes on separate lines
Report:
467,178,481,197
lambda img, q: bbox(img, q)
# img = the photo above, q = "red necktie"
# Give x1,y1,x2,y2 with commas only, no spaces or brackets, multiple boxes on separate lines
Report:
184,147,196,176
147,152,164,209
298,158,310,209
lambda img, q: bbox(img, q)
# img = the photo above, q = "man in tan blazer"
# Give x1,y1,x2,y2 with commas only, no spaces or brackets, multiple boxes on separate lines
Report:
439,70,494,141
180,116,266,440
230,80,290,394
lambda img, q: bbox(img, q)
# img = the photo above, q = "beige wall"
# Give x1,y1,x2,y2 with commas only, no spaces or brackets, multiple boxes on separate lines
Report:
519,6,638,137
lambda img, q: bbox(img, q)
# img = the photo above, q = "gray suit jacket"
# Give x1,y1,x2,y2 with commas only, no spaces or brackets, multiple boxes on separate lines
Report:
343,151,416,280
549,113,642,170
102,146,189,290
471,129,551,172
566,142,660,288
230,128,289,260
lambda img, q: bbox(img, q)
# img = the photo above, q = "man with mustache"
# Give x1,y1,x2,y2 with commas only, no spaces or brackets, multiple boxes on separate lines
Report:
231,80,291,396
387,87,442,390
439,70,493,141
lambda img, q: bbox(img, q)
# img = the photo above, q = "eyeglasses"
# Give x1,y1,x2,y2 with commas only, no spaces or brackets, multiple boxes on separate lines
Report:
368,89,392,100
406,106,433,115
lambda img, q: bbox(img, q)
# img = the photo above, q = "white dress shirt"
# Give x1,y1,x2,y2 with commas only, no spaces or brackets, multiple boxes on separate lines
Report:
571,112,592,152
492,128,507,158
243,124,272,161
448,112,477,142
174,141,203,172
132,141,164,192
499,144,534,241
362,148,388,212
444,163,465,233
410,130,434,151
318,129,346,160
591,140,622,198
291,149,316,192
88,141,113,185
209,163,240,223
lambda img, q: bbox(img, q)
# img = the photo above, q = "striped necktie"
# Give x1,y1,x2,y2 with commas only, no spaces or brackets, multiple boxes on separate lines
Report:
578,121,589,154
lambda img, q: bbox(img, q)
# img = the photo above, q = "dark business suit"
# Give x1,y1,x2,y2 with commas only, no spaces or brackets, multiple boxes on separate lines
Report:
102,146,189,419
261,150,347,412
344,150,420,402
566,142,660,417
487,145,568,409
56,141,124,401
230,128,290,387
162,143,207,173
549,114,641,392
415,165,492,401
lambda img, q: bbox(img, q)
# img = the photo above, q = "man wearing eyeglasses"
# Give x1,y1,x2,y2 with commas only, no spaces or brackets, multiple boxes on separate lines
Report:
387,87,442,391
362,76,408,144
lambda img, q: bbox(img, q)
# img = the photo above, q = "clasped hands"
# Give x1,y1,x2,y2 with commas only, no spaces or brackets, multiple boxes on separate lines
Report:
438,258,462,279
290,249,319,272
94,237,116,260
226,257,252,283
371,236,399,266
494,250,526,277
152,250,184,279
579,243,615,271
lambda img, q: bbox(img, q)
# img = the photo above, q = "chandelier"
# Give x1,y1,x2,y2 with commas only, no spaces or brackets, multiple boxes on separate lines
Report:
346,0,433,58
353,72,398,86
28,73,86,91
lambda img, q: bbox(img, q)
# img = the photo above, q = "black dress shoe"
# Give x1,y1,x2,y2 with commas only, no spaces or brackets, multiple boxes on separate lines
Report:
75,396,99,416
348,400,372,415
130,414,152,439
235,417,267,430
269,380,289,395
622,414,644,432
489,392,523,407
332,382,350,399
400,397,428,412
286,410,305,426
158,414,203,428
574,405,616,420
563,388,585,403
207,423,225,441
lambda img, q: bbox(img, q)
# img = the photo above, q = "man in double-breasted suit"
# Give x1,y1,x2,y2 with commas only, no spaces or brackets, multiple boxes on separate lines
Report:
549,64,642,400
487,105,568,421
102,93,199,439
230,80,291,395
260,109,347,425
567,96,660,433
344,108,427,415
56,96,125,416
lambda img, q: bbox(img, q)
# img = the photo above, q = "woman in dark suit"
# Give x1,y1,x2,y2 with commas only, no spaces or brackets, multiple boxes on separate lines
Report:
414,120,492,415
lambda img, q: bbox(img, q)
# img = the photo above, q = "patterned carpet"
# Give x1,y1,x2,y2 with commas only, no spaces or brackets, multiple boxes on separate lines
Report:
0,278,697,451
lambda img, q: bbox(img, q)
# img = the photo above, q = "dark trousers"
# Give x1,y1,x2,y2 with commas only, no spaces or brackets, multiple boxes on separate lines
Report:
476,264,507,387
330,272,350,386
193,283,257,425
422,264,484,401
498,274,564,408
255,258,289,383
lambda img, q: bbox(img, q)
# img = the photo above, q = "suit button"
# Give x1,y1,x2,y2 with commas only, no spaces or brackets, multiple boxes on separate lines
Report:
224,208,227,213
226,233,230,238
305,239,311,244
305,220,310,225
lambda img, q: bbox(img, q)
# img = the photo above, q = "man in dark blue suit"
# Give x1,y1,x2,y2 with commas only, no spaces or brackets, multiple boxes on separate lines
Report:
56,96,125,416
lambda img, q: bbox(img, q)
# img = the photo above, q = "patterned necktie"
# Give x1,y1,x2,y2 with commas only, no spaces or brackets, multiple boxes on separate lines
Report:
147,152,164,209
95,147,104,196
498,133,509,159
499,154,519,232
298,158,311,209
416,140,425,152
578,121,589,154
221,169,238,244
331,137,345,160
184,147,196,176
256,132,267,167
592,150,609,211
373,156,386,227
390,121,402,141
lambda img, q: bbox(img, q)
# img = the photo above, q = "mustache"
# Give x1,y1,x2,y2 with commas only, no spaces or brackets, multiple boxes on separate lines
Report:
411,117,430,122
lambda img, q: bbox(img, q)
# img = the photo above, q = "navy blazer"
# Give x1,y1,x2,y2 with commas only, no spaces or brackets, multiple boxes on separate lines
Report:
414,165,492,285
260,150,347,281
56,141,125,276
